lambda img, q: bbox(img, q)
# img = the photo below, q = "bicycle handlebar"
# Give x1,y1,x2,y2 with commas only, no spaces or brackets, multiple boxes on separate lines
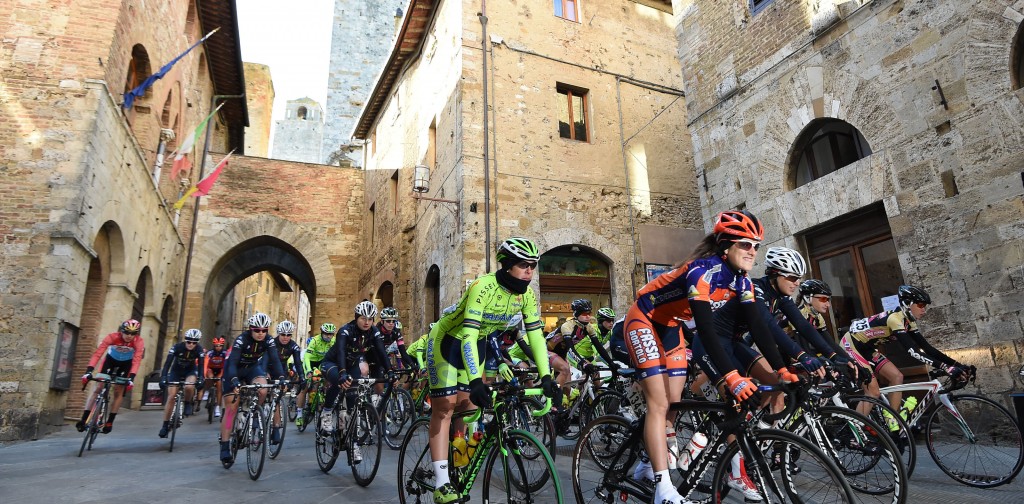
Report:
755,380,805,423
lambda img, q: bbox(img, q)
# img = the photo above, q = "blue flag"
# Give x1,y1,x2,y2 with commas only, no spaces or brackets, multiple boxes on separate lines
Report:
123,28,219,110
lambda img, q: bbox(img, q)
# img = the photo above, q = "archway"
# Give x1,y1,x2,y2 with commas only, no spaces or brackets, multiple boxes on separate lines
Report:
786,118,871,190
424,265,440,325
376,281,394,309
538,245,613,332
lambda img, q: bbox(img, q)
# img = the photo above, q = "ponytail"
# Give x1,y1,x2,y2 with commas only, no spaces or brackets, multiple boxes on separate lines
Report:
674,234,720,269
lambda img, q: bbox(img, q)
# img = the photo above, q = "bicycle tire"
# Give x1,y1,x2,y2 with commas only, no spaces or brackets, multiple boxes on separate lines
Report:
269,398,286,459
508,396,557,461
585,390,631,425
287,394,298,422
384,387,415,450
88,394,108,452
247,405,268,480
397,418,435,504
844,394,917,477
572,414,647,503
711,427,856,504
168,397,179,453
925,393,1024,488
223,406,243,469
799,406,908,504
350,402,383,486
78,394,104,457
483,429,563,503
315,407,340,473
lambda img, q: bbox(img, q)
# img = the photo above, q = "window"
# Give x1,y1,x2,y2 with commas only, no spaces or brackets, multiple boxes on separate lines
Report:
790,119,871,189
368,203,376,244
557,84,589,142
750,0,774,15
124,44,151,97
554,0,579,22
1013,21,1024,90
390,171,399,214
539,245,612,333
297,106,308,120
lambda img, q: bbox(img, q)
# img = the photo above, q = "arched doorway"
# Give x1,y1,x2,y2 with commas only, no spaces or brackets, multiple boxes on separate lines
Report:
376,281,394,308
424,265,440,325
538,245,613,332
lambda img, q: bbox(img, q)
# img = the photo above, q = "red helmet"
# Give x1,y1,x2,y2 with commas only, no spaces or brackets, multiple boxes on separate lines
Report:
120,319,142,333
212,337,226,346
712,210,764,242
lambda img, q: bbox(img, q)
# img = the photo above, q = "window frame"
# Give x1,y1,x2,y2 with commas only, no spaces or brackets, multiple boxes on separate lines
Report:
750,0,775,15
790,119,871,189
553,0,580,22
556,83,590,143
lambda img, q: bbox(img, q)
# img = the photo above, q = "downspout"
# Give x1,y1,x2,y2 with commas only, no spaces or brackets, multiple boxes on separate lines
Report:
480,0,491,272
175,93,245,339
616,77,640,294
152,128,175,186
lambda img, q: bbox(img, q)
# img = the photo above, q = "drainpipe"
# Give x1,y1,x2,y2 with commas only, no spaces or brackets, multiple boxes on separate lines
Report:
152,128,175,186
175,93,245,339
480,0,491,272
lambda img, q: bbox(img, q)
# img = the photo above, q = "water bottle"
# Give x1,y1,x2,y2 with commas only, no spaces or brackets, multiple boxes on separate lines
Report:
466,431,483,460
452,436,470,467
666,427,680,468
676,431,708,471
899,396,918,421
236,409,249,434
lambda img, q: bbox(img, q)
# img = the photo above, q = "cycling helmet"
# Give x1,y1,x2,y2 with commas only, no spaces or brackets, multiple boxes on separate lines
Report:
799,279,832,299
212,337,226,346
277,320,295,335
596,307,616,321
897,285,931,308
764,247,806,277
355,300,378,319
120,319,142,333
571,299,593,316
248,312,272,329
320,322,337,334
381,307,399,321
496,237,540,263
712,210,764,243
184,328,202,341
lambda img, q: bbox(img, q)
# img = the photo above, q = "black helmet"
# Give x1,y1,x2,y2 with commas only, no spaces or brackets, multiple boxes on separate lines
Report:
799,279,832,299
571,299,592,316
897,285,930,308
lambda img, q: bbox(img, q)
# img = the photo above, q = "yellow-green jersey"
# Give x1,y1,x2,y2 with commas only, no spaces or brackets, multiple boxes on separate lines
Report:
302,334,334,375
407,335,428,369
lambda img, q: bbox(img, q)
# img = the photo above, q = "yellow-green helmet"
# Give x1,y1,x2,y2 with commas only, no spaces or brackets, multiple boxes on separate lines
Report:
496,237,540,263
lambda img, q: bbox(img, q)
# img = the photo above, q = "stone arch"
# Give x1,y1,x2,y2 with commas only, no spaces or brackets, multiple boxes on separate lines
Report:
125,44,152,98
962,4,1024,100
785,118,872,191
376,280,395,308
533,236,615,326
98,220,128,288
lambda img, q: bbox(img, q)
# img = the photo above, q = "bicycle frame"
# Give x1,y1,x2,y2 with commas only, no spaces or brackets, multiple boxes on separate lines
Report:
876,380,971,437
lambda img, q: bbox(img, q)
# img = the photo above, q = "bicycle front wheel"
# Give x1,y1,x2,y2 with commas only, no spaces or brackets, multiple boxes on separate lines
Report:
269,400,286,459
315,407,340,473
350,402,383,486
246,406,268,480
844,395,917,477
398,418,436,504
811,406,908,504
384,387,415,450
712,427,856,504
78,397,104,457
483,429,563,503
169,394,182,453
572,415,646,503
925,393,1024,487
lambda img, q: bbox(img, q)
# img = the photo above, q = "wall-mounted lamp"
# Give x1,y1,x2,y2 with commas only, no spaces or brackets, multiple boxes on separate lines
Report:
411,164,460,225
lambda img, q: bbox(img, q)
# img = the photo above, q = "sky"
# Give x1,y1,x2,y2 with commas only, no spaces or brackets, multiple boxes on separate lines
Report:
236,0,334,127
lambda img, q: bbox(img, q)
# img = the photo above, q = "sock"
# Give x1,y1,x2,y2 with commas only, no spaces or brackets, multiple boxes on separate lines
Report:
80,410,90,422
107,413,117,424
163,420,170,427
433,460,450,487
654,469,674,495
731,453,743,478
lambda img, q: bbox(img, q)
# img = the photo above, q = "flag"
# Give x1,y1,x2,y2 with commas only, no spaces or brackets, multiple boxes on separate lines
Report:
123,28,220,110
173,150,234,210
170,103,223,181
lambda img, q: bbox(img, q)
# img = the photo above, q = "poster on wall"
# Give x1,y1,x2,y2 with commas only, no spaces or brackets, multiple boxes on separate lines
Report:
645,263,673,283
50,322,80,391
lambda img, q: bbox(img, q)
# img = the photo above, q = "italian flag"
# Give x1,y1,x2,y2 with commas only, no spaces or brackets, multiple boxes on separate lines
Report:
170,103,223,181
173,150,234,210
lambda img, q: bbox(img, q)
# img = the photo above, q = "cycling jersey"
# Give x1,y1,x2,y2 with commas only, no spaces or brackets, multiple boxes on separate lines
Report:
204,348,227,376
550,318,614,367
322,320,391,372
784,303,833,355
376,322,413,368
88,332,145,377
407,336,428,369
302,333,334,375
161,342,206,380
841,309,957,370
272,336,303,377
427,272,550,396
225,330,285,379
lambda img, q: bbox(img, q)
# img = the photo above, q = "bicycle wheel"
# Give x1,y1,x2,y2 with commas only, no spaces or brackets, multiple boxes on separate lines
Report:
269,399,286,459
78,396,104,457
398,418,436,504
584,390,630,425
805,406,908,504
287,393,298,422
88,395,107,452
169,394,181,453
223,406,244,469
384,388,415,450
711,428,855,504
925,394,1024,487
507,396,557,460
845,395,917,477
246,405,269,480
350,402,383,486
207,394,215,424
572,415,647,503
483,429,562,503
315,406,340,473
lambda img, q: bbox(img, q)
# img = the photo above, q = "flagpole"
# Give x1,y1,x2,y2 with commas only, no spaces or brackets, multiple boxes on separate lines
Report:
175,93,245,340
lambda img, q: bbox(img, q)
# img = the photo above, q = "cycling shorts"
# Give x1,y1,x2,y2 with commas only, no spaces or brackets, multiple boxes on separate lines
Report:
623,304,688,381
840,335,890,373
166,366,199,383
222,363,267,394
691,334,762,383
427,333,486,397
98,356,132,378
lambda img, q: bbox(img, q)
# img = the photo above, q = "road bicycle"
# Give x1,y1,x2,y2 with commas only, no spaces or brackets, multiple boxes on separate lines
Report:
77,373,129,457
573,382,856,504
377,369,417,449
265,382,289,459
223,382,278,480
204,377,222,423
397,379,562,503
297,369,323,433
865,367,1023,487
163,380,192,453
315,377,385,486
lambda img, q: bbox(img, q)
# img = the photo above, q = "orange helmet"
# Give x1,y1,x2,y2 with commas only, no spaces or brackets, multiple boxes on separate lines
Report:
212,337,226,346
712,210,764,243
120,319,142,333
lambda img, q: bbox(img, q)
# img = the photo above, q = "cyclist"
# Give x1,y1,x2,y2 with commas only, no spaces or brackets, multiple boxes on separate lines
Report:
629,210,794,504
77,319,145,434
608,316,628,364
595,307,616,345
270,320,303,444
297,322,336,428
567,301,619,376
426,237,557,504
840,285,972,416
377,307,414,371
158,329,206,438
203,337,228,417
319,301,393,464
218,313,286,464
787,279,867,380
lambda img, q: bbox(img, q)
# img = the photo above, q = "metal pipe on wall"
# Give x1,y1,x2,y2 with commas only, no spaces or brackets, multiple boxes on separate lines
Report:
480,0,492,272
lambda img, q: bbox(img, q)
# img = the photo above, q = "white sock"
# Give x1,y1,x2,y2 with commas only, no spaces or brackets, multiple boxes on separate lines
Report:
654,469,674,494
433,460,450,487
731,453,743,478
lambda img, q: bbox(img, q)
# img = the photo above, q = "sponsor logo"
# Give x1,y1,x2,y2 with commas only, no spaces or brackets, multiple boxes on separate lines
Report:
463,342,479,375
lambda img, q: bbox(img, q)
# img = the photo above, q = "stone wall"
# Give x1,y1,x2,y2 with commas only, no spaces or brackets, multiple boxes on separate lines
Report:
244,62,274,158
676,0,1024,399
272,98,324,163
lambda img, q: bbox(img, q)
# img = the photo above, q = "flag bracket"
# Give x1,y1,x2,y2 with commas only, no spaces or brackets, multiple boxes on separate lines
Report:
411,193,461,226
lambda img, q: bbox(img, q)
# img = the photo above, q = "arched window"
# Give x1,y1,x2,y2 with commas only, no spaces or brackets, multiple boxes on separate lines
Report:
1013,21,1024,90
297,106,308,120
789,118,871,189
125,44,152,98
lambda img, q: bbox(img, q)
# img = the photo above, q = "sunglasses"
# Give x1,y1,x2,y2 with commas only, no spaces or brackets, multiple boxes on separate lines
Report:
578,312,592,317
122,331,139,336
812,295,831,302
251,328,268,333
732,239,762,251
515,261,538,270
781,275,801,283
913,302,928,309
185,341,197,345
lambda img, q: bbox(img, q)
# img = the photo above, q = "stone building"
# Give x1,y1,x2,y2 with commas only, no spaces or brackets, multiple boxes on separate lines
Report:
322,0,407,166
674,0,1024,396
272,97,324,163
0,0,246,440
244,62,275,157
352,0,701,335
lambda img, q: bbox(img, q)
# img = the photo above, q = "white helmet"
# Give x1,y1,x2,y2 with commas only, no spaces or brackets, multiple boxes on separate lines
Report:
184,328,202,342
276,320,295,335
355,300,378,319
764,246,806,277
247,312,272,328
